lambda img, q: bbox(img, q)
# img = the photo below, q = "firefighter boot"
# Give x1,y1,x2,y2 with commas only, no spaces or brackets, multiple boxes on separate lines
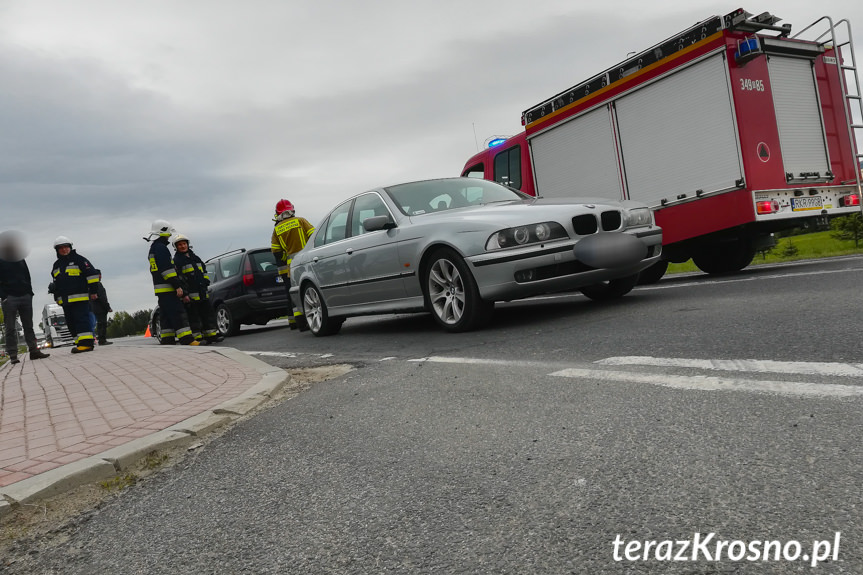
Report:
10,355,20,364
30,350,50,360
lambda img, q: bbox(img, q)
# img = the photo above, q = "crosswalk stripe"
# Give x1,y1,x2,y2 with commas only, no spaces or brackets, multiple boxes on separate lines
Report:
596,356,863,377
549,368,863,397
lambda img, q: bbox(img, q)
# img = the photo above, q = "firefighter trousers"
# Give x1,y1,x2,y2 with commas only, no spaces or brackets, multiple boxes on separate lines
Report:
62,301,95,349
186,298,220,342
157,293,195,345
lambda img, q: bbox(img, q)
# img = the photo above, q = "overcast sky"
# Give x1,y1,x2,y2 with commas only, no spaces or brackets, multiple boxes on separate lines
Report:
1,0,861,320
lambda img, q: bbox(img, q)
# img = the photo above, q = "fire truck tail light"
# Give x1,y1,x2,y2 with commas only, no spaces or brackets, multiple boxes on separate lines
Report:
840,194,861,207
756,200,780,215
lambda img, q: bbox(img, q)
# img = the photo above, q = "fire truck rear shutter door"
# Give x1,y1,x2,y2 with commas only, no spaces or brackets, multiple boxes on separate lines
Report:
529,106,622,200
615,53,743,207
767,55,829,179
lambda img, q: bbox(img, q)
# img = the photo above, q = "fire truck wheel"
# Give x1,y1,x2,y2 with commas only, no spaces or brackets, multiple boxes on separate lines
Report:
692,240,756,275
579,273,639,301
636,260,668,285
424,248,493,333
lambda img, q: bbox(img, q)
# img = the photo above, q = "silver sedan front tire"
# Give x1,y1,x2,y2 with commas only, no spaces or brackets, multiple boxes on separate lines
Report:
425,248,493,332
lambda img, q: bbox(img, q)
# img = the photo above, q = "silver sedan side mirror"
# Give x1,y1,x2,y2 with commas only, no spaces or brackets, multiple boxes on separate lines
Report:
362,215,396,232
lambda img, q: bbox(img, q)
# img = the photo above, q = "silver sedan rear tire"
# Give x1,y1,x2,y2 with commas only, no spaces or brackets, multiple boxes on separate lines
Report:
302,283,343,336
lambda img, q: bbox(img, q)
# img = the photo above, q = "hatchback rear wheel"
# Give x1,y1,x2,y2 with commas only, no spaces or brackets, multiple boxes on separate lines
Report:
216,304,240,336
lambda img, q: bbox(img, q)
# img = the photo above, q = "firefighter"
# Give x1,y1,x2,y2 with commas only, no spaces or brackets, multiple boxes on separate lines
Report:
172,233,222,344
91,282,113,345
51,236,101,353
270,199,315,330
144,220,198,346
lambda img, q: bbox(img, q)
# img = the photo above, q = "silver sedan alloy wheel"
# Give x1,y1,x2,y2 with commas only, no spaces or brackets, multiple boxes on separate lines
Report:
303,286,324,333
428,257,466,325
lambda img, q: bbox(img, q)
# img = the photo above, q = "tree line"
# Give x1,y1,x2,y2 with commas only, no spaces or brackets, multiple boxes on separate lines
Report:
1,308,153,343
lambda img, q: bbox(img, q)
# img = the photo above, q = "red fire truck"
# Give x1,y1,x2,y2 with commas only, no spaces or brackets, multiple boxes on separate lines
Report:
462,9,863,282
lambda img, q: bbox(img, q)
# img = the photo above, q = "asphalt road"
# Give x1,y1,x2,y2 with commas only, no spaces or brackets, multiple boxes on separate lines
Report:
8,256,863,574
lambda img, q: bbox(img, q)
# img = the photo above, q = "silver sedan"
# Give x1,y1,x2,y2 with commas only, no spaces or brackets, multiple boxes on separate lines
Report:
290,177,662,335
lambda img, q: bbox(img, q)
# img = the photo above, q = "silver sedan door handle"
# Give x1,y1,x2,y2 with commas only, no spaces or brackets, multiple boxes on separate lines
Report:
346,248,353,255
312,257,319,263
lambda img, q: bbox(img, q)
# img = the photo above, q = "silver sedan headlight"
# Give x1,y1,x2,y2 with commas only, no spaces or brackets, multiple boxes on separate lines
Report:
623,207,653,227
485,222,568,251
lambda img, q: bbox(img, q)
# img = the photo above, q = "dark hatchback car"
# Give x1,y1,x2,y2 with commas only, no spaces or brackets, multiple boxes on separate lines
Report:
149,247,289,339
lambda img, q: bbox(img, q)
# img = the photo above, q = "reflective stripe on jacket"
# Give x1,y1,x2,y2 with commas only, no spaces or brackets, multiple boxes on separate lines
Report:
149,238,181,296
271,216,315,275
51,250,100,305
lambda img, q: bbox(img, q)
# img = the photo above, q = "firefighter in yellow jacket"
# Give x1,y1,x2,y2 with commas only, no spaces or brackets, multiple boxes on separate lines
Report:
271,199,314,330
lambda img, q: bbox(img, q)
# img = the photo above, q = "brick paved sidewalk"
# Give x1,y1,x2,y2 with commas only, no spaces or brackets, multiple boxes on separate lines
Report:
0,345,268,490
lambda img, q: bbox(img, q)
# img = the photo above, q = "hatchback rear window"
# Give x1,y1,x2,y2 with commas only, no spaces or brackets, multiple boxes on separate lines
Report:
217,253,243,279
249,251,279,272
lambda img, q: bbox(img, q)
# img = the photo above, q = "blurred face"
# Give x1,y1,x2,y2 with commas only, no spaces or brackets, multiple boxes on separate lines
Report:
57,245,71,257
0,230,29,261
176,241,189,252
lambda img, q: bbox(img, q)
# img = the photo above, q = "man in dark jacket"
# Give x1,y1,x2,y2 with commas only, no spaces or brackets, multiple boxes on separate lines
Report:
51,236,101,353
145,220,198,346
91,282,113,345
0,230,50,364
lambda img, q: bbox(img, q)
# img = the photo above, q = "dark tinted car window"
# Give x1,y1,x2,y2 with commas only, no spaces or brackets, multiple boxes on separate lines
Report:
217,253,243,279
249,250,279,272
493,145,522,189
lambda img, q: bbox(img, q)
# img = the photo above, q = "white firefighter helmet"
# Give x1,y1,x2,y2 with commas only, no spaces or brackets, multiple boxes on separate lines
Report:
172,233,190,247
53,236,73,249
146,219,174,240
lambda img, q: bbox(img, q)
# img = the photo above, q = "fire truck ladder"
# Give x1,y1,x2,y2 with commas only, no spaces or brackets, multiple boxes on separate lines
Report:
794,15,863,202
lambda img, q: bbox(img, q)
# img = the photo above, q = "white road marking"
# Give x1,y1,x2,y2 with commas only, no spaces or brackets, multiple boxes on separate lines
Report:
597,356,863,377
636,266,862,292
408,355,863,398
549,368,863,397
409,356,551,368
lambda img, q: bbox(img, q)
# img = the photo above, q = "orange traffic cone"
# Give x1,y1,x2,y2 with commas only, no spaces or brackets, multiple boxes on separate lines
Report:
144,325,151,338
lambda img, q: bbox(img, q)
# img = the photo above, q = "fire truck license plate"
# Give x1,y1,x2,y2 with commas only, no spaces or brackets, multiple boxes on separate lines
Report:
791,196,823,211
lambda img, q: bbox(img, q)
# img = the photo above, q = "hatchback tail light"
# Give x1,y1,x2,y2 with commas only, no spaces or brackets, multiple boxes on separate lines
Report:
242,259,254,286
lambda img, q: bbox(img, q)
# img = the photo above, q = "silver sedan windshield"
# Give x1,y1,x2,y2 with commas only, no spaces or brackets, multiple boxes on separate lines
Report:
384,178,528,216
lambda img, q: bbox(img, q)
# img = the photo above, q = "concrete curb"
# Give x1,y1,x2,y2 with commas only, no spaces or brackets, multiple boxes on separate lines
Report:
0,348,290,515
1,457,117,505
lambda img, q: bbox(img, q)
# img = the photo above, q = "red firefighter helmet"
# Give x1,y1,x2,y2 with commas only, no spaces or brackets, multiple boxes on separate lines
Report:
275,199,294,215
